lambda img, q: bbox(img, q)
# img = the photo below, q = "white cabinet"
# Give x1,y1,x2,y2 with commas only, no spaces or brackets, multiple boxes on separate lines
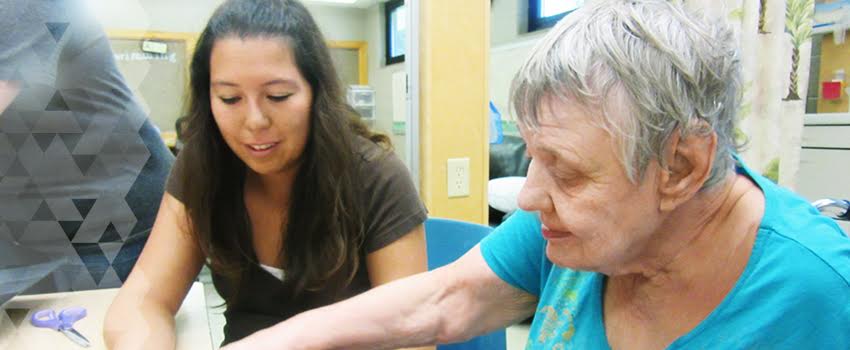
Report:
796,114,850,233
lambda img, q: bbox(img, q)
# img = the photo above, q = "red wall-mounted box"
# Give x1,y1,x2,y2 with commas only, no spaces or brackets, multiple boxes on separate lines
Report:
823,81,842,100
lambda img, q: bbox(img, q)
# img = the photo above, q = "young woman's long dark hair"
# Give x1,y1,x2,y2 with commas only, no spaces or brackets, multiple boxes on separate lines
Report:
180,0,390,299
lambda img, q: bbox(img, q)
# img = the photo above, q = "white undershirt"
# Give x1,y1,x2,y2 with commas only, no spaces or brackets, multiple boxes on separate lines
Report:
259,263,285,281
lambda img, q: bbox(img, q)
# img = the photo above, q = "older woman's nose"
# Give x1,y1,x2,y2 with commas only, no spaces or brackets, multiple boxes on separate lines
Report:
517,160,552,213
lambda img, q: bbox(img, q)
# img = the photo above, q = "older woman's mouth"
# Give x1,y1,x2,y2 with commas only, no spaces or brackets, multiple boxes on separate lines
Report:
541,225,573,240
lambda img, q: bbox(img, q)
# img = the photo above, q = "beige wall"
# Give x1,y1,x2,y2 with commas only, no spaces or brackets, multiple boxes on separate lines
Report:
85,0,225,33
489,0,547,130
817,33,850,113
419,0,490,224
306,4,369,42
365,3,409,164
491,0,546,46
86,0,369,41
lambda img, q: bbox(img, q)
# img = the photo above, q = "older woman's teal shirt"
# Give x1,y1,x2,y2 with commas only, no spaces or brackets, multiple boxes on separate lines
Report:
481,161,850,349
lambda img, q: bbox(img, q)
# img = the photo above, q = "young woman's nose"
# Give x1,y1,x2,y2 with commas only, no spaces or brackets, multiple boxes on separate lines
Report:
244,98,271,131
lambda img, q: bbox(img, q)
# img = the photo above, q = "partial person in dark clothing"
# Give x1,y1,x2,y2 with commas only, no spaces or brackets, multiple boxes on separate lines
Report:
0,0,174,296
103,0,430,349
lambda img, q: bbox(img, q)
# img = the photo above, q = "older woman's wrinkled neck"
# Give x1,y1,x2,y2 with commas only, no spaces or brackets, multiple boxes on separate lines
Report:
610,171,764,313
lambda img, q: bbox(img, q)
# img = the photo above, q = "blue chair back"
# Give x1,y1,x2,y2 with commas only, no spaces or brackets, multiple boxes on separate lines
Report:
424,218,507,350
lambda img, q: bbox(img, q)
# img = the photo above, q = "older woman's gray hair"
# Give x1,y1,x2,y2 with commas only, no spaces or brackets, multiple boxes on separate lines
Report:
511,0,742,189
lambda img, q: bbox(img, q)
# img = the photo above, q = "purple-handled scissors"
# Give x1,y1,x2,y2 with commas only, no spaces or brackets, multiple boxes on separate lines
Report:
30,307,91,348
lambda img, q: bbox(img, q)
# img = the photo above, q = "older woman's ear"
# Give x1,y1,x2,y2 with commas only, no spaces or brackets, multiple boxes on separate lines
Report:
658,123,718,212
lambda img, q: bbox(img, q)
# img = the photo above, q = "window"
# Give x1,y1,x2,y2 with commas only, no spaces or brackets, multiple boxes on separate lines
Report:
385,0,406,65
528,0,583,32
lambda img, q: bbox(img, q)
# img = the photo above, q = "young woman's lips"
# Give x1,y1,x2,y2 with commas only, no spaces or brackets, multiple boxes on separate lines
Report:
245,142,280,156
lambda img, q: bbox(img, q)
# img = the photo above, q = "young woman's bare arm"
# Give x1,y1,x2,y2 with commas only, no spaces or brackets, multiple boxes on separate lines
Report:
103,194,205,350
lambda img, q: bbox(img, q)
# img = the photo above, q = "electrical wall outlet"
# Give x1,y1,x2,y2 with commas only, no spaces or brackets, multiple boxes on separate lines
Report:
447,157,470,198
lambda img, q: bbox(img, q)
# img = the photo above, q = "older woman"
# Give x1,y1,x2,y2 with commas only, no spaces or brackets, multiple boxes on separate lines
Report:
224,1,850,349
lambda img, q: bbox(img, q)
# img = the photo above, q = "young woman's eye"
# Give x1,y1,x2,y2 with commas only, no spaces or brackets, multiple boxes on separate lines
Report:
220,96,241,105
268,94,292,102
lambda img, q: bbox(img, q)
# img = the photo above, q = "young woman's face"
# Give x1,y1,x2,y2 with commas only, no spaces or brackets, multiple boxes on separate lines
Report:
209,36,313,177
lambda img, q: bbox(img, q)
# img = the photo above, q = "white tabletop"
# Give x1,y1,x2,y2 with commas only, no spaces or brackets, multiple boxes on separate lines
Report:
0,281,212,350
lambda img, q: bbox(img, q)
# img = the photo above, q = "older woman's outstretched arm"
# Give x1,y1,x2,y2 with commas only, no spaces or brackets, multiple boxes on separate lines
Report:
222,245,538,350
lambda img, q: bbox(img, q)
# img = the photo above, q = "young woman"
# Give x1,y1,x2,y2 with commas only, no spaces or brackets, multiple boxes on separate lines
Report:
103,0,429,348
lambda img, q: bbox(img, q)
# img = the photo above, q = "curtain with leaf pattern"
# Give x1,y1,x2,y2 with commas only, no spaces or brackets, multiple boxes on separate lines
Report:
678,0,814,189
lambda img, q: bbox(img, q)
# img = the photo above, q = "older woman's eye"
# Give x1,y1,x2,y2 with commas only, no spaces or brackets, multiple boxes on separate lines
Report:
553,170,571,181
220,96,241,105
268,94,292,102
552,163,578,181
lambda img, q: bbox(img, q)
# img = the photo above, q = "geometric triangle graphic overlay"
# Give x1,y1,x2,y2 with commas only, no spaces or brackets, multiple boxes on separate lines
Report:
71,243,109,285
45,91,70,111
31,201,56,221
5,308,30,329
6,221,29,241
72,155,96,174
59,133,83,152
45,22,70,42
99,223,122,243
99,242,123,264
6,157,29,177
5,133,29,150
59,220,83,241
32,133,57,152
72,199,96,219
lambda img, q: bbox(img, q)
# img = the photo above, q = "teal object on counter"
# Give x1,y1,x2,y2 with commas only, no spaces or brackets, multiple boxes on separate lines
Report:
489,101,504,144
